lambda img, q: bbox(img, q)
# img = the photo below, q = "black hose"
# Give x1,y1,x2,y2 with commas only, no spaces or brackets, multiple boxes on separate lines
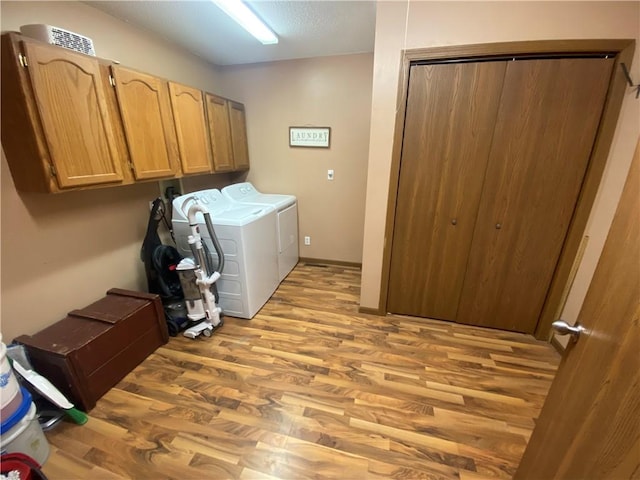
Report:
203,212,225,274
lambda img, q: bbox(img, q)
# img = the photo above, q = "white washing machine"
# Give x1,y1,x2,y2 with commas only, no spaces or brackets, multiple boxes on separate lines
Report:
222,182,299,282
172,189,279,319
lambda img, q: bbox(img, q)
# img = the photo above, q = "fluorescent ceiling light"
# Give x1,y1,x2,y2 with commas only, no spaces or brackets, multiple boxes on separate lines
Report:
212,0,278,45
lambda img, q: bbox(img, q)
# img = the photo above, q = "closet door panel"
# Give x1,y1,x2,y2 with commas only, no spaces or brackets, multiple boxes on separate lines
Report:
387,61,506,319
457,57,613,333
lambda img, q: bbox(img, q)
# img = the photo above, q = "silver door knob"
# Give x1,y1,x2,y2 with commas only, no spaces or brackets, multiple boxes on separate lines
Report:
495,223,502,229
552,320,584,342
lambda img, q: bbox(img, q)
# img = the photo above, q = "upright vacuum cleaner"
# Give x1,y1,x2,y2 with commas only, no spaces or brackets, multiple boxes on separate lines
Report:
175,200,224,339
141,197,191,336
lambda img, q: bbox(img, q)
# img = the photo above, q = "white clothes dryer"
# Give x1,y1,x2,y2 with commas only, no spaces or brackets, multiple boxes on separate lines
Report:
172,189,279,319
222,182,299,282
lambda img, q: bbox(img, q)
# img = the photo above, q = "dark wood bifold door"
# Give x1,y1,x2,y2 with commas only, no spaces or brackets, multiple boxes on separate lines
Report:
388,56,613,333
387,61,507,320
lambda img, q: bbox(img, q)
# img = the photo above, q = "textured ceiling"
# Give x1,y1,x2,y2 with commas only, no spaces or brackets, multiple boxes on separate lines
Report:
87,0,376,66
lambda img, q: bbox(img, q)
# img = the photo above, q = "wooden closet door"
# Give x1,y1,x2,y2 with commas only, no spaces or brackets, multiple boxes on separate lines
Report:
457,57,613,333
387,62,506,320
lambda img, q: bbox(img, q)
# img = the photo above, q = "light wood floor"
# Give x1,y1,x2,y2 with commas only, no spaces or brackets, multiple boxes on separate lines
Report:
42,263,560,479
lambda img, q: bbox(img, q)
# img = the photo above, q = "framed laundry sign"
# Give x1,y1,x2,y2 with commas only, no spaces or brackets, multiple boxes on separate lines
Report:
289,126,331,148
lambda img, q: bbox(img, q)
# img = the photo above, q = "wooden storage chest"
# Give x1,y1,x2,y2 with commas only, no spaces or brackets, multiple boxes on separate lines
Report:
15,289,168,411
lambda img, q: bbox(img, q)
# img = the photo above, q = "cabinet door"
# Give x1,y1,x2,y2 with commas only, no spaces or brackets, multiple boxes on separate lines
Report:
387,62,506,320
22,41,124,188
112,66,179,180
204,93,234,172
228,101,250,171
457,58,613,333
168,82,212,174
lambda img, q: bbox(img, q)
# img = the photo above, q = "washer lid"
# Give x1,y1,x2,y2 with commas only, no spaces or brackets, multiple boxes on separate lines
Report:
222,182,296,210
212,204,275,226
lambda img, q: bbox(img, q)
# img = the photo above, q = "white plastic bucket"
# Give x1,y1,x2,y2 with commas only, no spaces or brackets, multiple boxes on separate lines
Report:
0,334,23,419
1,387,50,465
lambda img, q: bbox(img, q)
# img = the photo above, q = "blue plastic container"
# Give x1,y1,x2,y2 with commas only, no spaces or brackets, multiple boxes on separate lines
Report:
0,387,50,465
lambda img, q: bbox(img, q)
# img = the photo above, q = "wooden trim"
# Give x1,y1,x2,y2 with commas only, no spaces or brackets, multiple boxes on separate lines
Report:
550,336,566,355
535,40,636,340
403,39,633,62
378,53,413,313
299,258,362,269
358,306,385,316
379,39,636,339
543,235,590,337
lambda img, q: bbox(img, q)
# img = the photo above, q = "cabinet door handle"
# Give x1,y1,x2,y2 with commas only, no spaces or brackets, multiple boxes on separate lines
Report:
451,218,457,226
495,223,502,229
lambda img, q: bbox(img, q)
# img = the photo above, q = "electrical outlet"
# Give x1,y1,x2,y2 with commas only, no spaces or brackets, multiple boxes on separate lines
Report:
304,236,311,245
327,169,334,180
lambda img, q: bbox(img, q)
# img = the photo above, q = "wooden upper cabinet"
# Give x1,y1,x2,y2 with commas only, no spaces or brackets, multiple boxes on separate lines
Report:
1,33,251,192
228,101,250,171
2,38,125,190
111,66,179,180
204,93,234,172
168,82,213,174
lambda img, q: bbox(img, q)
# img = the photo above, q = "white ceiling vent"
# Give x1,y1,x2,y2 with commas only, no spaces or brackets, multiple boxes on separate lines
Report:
20,24,96,56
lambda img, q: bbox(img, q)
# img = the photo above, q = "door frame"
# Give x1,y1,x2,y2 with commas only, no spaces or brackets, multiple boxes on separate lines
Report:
377,39,635,340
